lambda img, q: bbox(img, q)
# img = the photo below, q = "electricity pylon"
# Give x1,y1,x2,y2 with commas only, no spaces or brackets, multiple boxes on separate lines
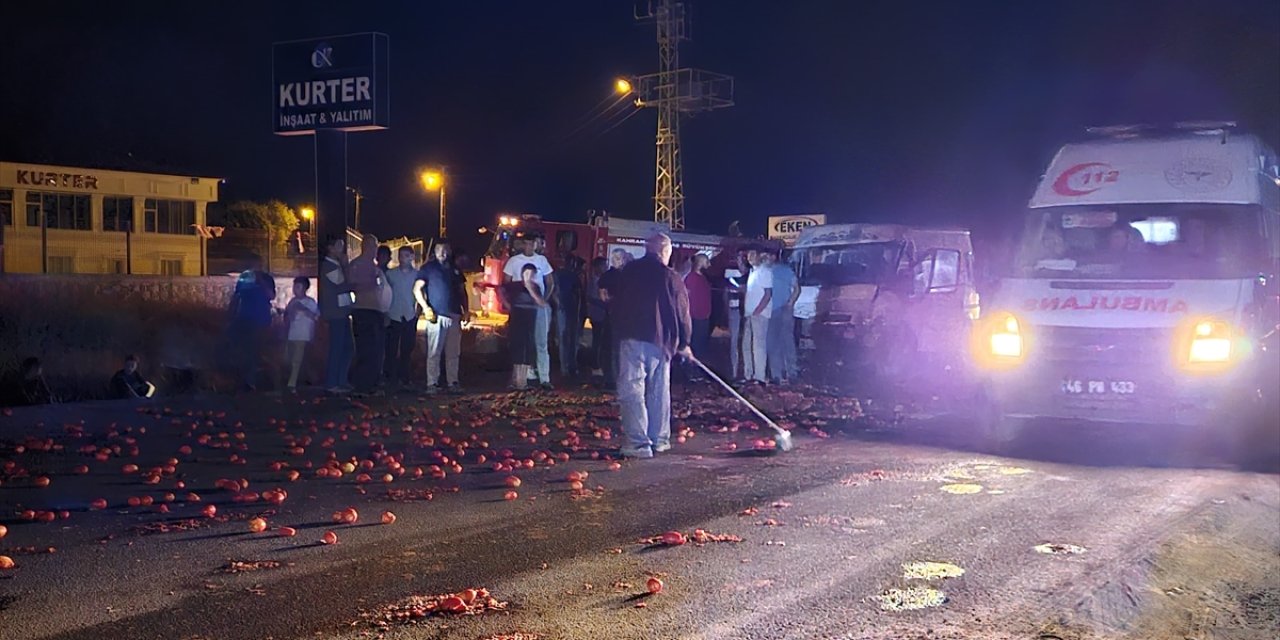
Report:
632,0,733,230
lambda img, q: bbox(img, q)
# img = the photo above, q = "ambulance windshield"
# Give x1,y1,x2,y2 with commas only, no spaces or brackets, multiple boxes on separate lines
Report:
1015,204,1266,279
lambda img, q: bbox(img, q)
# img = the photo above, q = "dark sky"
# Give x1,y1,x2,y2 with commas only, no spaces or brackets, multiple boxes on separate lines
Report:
2,0,1277,248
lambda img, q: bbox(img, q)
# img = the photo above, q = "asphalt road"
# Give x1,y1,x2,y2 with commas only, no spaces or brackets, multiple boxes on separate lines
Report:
1,382,1277,640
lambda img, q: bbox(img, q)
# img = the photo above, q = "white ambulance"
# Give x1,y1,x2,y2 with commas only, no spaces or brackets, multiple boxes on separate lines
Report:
972,123,1280,459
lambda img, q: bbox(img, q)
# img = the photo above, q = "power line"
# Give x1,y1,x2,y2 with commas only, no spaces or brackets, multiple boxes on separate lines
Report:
560,93,632,143
593,105,645,139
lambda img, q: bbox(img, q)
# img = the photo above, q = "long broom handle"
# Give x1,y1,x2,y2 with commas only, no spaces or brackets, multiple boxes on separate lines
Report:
689,357,785,434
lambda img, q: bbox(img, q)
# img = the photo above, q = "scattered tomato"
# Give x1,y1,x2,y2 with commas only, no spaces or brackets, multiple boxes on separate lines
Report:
321,530,338,545
646,577,663,594
380,511,396,525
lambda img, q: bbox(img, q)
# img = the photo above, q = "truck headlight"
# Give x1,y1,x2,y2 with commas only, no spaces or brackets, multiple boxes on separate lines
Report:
972,311,1025,369
990,315,1023,358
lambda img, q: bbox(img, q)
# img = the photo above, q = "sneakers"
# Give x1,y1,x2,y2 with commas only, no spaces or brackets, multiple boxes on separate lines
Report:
539,382,555,392
653,442,672,453
447,384,464,395
619,448,654,459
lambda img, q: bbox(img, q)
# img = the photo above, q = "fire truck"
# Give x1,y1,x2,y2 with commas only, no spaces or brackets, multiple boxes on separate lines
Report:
472,212,770,318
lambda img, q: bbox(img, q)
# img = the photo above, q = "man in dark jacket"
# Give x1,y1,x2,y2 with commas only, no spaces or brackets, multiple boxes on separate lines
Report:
612,233,693,459
227,260,275,391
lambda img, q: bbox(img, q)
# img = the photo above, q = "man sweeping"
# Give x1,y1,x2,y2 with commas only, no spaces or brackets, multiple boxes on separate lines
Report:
612,233,693,459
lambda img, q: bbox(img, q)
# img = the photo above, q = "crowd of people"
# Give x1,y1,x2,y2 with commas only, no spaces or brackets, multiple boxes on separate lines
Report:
2,230,805,412
310,233,470,397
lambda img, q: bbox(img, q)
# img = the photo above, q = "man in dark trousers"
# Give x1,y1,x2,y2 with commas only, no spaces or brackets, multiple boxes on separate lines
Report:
596,248,633,389
348,233,387,396
612,233,693,459
554,254,585,379
227,259,275,391
319,235,355,394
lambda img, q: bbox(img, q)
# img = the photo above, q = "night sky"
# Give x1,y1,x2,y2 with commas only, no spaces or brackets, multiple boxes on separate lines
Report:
2,0,1277,251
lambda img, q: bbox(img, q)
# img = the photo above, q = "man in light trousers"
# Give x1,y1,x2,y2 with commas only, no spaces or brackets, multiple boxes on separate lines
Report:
741,247,773,383
613,233,693,459
415,241,468,393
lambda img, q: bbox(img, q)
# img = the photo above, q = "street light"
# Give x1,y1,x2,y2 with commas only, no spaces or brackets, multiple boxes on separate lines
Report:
420,169,446,239
615,78,632,95
299,206,314,232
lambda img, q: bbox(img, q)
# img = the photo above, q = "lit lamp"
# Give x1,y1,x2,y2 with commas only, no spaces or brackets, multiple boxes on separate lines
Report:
299,206,314,232
615,78,632,95
420,170,446,238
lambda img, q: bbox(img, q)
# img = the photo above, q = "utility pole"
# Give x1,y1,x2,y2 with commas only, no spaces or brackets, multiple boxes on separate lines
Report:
347,186,364,231
633,0,733,230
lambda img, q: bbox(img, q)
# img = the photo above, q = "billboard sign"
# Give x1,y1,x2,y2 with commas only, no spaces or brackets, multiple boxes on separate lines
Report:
768,214,827,247
272,33,390,136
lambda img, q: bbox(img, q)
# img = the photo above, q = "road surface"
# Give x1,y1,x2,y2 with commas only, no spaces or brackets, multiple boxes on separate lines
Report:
1,383,1276,640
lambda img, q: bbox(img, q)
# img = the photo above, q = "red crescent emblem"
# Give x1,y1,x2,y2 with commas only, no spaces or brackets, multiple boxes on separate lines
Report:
1052,162,1110,196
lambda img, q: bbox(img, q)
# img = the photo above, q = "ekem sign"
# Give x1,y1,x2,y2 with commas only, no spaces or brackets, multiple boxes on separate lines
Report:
272,33,389,136
768,214,826,247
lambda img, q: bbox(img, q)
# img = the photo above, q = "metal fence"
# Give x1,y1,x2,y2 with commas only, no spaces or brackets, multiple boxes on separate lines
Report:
206,227,316,277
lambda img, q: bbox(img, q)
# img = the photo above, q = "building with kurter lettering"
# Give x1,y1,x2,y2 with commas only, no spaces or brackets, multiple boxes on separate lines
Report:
0,162,219,275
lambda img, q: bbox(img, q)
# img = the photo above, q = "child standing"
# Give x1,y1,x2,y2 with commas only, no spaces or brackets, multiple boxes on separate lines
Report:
283,277,320,392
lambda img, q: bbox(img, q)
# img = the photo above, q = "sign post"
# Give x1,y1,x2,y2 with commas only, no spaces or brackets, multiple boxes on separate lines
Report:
272,33,389,269
767,214,827,248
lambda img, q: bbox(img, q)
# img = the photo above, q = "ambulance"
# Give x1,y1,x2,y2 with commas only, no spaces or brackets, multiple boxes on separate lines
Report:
972,123,1280,457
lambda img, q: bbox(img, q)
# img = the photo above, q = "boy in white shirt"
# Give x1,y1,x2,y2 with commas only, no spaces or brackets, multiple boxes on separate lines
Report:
502,236,556,388
283,276,320,392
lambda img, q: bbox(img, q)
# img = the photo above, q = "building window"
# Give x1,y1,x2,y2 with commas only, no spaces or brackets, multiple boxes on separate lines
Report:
103,197,134,232
159,259,183,276
0,189,12,226
25,191,91,230
144,199,195,235
47,256,75,273
26,192,40,227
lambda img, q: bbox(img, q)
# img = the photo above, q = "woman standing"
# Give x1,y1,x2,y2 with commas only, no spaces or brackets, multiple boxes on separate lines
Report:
506,263,547,390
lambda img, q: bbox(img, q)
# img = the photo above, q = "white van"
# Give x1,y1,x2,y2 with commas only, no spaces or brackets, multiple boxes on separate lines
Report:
972,123,1280,458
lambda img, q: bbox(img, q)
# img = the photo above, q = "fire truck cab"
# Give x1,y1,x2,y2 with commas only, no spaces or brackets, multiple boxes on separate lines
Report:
476,213,759,317
972,123,1280,459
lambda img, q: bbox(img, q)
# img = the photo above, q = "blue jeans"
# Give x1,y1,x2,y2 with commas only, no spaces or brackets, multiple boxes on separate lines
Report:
617,339,671,458
767,311,796,381
325,317,354,389
534,305,551,383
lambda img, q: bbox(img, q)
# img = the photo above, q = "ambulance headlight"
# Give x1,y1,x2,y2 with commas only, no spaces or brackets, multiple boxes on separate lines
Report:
1179,317,1253,373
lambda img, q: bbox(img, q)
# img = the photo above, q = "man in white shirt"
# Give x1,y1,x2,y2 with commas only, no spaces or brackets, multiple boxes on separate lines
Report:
503,236,556,388
383,246,419,389
742,247,773,383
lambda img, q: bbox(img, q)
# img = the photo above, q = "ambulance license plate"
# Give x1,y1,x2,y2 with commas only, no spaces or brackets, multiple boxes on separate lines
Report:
1061,379,1136,395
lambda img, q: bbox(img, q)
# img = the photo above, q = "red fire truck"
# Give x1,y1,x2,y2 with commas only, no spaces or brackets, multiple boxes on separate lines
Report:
473,213,769,318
